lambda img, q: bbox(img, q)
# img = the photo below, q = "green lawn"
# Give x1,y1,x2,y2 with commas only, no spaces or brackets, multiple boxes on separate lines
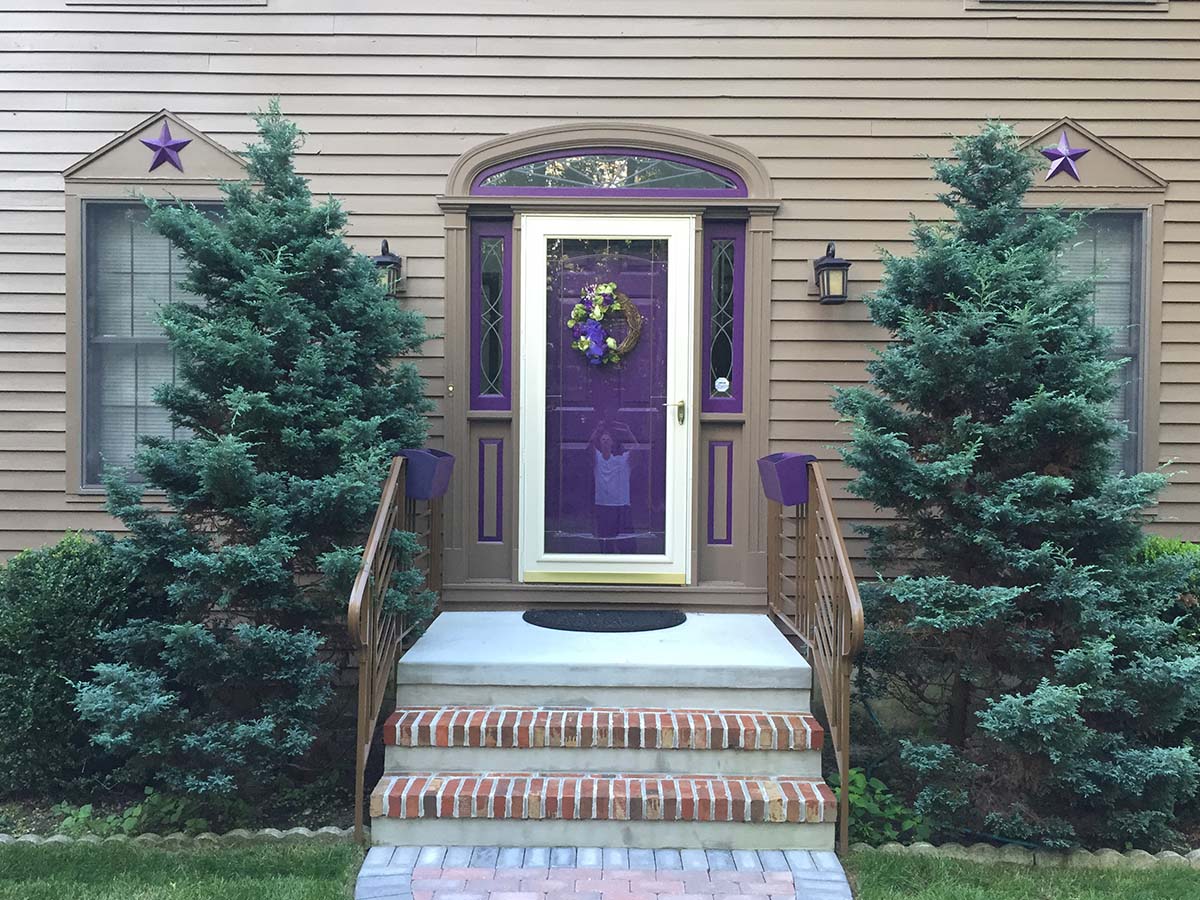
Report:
0,841,363,900
5,842,1199,900
845,850,1200,900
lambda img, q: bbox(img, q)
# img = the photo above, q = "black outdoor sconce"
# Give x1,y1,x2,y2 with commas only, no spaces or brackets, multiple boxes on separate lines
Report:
371,239,406,297
813,241,852,304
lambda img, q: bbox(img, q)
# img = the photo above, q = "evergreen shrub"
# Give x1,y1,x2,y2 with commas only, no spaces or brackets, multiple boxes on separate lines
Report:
835,121,1200,849
75,101,433,799
0,534,135,794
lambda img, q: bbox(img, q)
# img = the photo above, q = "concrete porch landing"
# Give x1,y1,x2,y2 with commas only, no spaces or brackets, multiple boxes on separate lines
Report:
395,611,812,709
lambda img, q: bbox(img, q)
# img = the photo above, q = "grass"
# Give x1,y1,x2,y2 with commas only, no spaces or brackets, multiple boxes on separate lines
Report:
0,841,364,900
845,849,1200,900
5,842,1198,900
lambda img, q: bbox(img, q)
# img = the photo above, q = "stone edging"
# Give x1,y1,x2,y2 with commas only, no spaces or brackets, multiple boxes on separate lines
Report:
0,825,355,847
851,840,1200,869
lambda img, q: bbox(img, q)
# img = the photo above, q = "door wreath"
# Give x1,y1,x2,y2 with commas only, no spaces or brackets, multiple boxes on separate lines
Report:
567,281,643,367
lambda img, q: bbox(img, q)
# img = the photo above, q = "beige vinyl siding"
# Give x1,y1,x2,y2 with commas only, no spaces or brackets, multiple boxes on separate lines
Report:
2,0,1200,555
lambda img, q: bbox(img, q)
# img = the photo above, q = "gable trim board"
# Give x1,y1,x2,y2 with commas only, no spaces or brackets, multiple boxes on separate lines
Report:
1022,118,1168,192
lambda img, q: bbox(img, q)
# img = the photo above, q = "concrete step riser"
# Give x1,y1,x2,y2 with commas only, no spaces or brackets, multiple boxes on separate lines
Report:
394,684,812,711
370,817,835,850
384,745,824,777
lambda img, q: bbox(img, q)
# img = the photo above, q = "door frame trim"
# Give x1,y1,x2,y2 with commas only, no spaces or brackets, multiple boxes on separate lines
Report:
518,213,697,585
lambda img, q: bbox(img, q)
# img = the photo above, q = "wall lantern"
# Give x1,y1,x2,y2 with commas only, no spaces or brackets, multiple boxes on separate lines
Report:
813,242,852,305
371,239,406,297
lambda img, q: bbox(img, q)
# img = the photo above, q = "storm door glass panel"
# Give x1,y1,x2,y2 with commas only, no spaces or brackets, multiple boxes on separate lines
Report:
544,238,668,555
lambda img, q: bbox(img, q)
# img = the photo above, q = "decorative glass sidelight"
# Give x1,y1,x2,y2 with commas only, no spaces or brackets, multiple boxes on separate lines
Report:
479,239,505,393
543,237,669,556
473,150,747,196
709,240,735,395
470,220,512,409
702,221,745,413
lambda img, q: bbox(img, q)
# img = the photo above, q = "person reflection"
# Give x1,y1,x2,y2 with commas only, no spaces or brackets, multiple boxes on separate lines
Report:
589,418,635,552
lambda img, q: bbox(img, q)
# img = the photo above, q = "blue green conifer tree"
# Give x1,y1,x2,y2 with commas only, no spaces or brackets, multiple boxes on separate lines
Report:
835,122,1200,848
75,103,432,796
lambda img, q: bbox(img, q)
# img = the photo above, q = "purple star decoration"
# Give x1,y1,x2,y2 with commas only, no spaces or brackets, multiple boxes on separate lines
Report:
140,121,191,173
1041,130,1089,182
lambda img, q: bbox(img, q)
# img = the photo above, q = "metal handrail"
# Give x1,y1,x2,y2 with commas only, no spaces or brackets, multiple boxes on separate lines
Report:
765,459,865,855
347,455,444,843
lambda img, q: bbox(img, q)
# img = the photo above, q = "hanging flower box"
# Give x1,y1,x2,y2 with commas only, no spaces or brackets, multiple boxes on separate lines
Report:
757,452,816,506
398,448,455,500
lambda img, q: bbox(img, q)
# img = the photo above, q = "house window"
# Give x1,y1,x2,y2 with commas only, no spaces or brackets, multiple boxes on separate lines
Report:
471,150,747,197
967,1,1167,9
702,221,745,413
470,219,512,410
1057,211,1144,471
82,202,207,485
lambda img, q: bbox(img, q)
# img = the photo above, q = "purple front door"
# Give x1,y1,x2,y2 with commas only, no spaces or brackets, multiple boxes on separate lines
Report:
543,238,669,556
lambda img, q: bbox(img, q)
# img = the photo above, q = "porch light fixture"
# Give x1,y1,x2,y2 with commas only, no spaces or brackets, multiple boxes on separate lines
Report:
371,239,406,296
813,242,851,305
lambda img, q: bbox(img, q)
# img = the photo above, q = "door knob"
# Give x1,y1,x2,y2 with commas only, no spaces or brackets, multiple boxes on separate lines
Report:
663,400,686,425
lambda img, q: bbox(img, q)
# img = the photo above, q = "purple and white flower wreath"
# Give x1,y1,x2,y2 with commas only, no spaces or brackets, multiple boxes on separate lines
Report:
567,281,643,367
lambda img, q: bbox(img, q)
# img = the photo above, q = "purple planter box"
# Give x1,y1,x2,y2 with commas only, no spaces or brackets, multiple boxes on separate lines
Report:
757,452,817,506
398,448,455,500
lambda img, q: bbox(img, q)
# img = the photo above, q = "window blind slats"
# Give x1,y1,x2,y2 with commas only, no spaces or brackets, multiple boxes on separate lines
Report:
1093,281,1135,334
1058,216,1137,333
1055,212,1142,472
83,202,202,484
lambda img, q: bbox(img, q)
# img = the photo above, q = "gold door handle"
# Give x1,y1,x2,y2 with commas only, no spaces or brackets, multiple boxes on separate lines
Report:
663,400,686,425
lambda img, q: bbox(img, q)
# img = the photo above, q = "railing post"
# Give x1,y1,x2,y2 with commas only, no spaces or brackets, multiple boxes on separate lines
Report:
353,621,370,844
429,496,444,594
766,498,782,613
837,657,852,855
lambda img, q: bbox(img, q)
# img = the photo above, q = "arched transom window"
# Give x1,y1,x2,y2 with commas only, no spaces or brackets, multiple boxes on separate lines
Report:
471,149,747,196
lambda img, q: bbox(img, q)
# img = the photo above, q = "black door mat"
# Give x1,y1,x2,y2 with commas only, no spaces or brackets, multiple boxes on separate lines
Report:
522,609,686,633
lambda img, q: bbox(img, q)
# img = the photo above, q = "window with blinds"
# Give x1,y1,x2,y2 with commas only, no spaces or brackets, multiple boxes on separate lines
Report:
82,202,211,485
1056,212,1144,472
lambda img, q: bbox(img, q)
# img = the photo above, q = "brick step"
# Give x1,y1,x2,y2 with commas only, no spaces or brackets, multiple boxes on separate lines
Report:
371,772,835,826
383,706,824,752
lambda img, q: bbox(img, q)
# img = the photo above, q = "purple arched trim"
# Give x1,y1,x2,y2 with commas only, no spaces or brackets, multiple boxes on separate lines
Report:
470,147,748,197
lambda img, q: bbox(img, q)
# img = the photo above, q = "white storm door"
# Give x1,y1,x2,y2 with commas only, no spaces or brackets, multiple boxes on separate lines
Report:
519,214,695,584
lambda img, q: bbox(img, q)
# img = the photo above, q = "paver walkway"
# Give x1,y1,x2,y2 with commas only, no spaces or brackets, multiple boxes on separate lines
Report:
356,846,852,900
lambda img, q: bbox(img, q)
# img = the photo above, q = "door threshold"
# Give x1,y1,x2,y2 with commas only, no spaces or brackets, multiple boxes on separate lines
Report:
440,581,768,610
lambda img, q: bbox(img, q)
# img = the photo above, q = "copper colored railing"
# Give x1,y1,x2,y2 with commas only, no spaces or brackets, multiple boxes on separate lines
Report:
346,455,443,842
765,459,865,855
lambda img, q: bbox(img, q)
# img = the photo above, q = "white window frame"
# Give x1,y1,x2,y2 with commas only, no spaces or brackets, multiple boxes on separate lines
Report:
66,189,225,496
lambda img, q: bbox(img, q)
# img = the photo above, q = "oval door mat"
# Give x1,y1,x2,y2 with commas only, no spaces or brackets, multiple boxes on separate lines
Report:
522,609,686,633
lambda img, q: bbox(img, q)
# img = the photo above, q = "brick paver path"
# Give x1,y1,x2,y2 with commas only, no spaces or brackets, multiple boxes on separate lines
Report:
356,846,852,900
